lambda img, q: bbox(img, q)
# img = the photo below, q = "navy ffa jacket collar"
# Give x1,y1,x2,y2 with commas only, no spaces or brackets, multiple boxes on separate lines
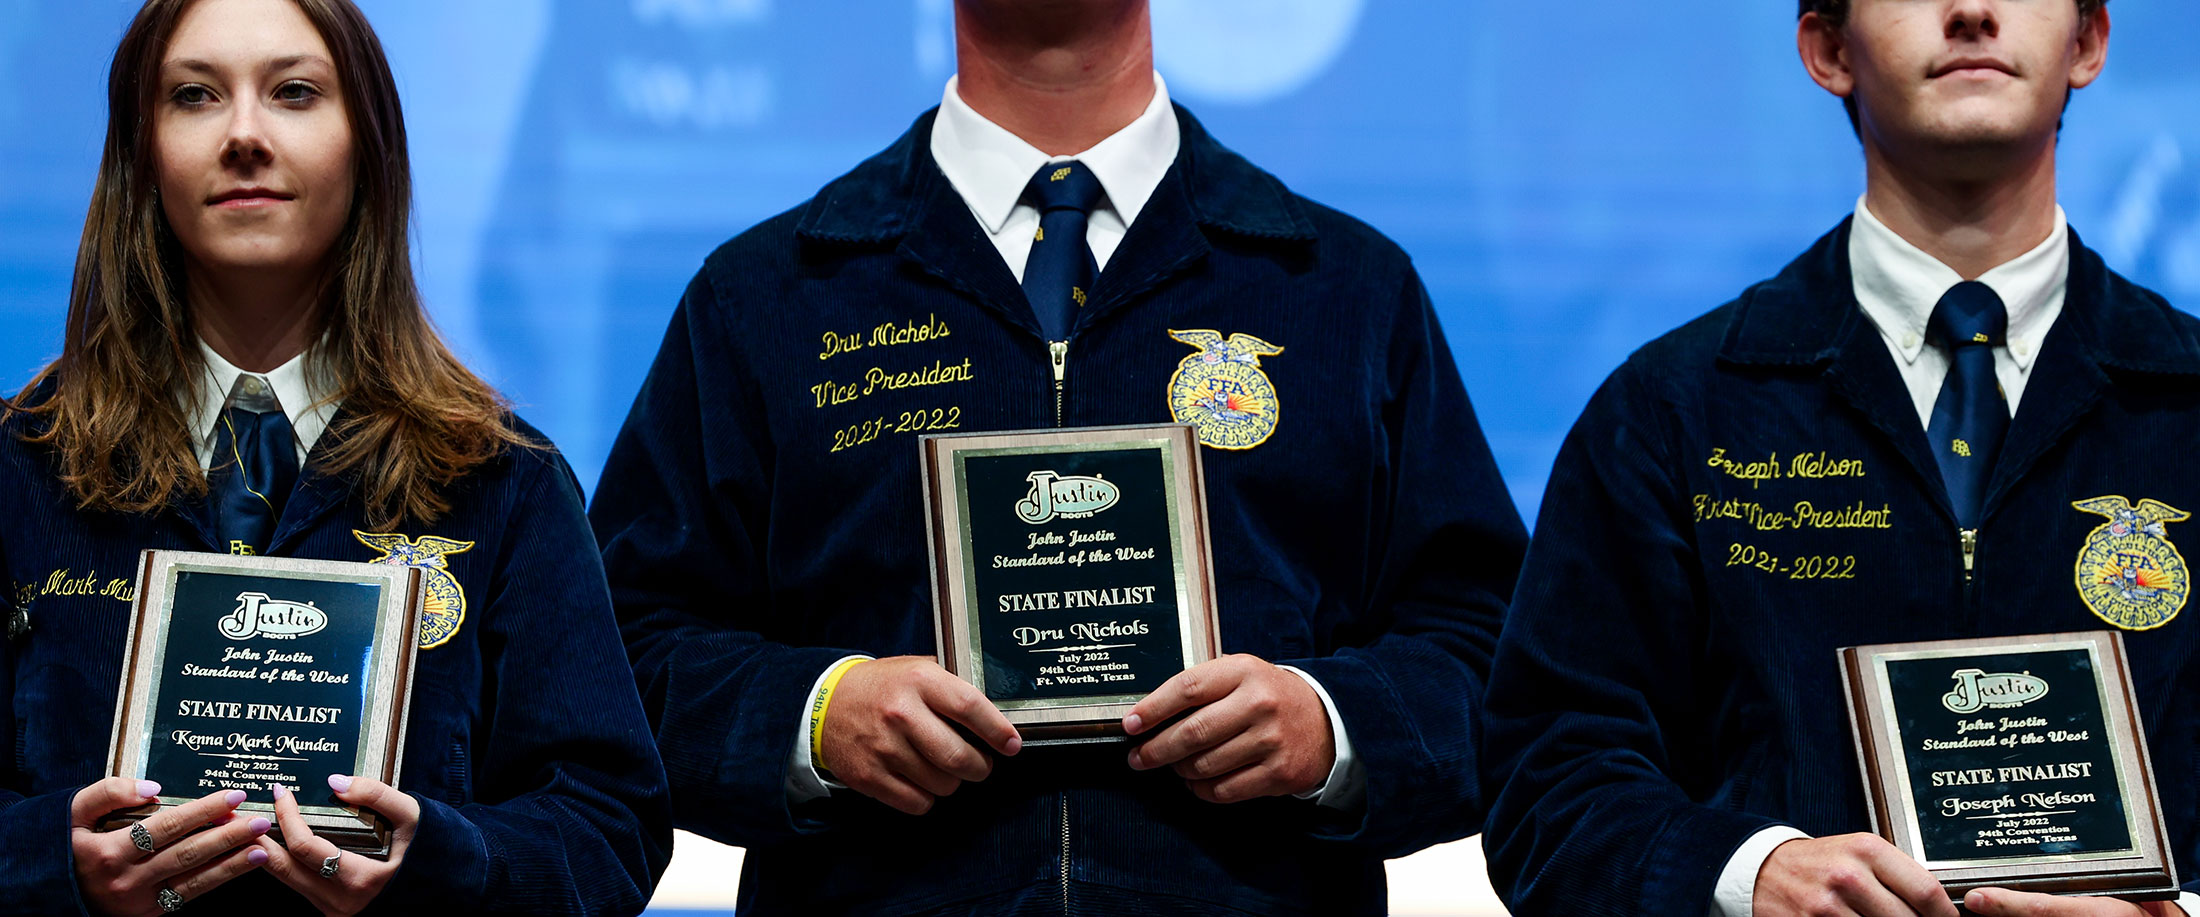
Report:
793,105,1315,341
1718,217,2200,376
1716,218,2200,529
793,105,1318,248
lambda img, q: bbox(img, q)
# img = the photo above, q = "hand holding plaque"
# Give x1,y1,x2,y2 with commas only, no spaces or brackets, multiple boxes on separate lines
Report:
1841,632,2179,903
922,424,1221,744
815,655,1022,814
104,550,425,858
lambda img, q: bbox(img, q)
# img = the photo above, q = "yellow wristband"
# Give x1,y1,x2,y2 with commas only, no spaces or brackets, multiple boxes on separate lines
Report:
809,658,869,774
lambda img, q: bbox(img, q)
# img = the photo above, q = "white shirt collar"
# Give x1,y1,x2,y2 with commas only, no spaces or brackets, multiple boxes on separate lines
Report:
189,339,342,467
1850,196,2069,371
929,71,1180,235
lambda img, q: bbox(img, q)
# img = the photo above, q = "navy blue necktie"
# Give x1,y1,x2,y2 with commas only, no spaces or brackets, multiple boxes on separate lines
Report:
1924,281,2010,529
1021,161,1105,341
208,377,298,555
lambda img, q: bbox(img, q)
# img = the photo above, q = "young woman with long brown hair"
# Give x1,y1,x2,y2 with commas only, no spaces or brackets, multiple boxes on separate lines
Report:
0,0,669,913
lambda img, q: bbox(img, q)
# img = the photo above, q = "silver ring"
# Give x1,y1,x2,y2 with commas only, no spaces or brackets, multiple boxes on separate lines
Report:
129,822,156,854
156,887,184,912
319,853,342,878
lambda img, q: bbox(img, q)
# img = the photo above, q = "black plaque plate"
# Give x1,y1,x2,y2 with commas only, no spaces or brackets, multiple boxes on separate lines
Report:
106,551,425,856
922,424,1220,743
1842,632,2178,901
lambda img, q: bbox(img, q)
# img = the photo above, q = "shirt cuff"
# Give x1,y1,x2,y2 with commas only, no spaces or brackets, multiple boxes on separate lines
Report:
784,654,872,804
2177,892,2199,915
1276,665,1363,811
1711,825,1811,917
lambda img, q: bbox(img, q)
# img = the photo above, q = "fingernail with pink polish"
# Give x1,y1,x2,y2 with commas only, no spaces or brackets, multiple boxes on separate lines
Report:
249,817,270,835
224,790,246,806
247,848,269,866
136,780,161,799
327,774,352,793
272,783,289,800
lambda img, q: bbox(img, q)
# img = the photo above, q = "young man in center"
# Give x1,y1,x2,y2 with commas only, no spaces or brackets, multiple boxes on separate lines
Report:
588,1,1525,913
1484,2,2200,915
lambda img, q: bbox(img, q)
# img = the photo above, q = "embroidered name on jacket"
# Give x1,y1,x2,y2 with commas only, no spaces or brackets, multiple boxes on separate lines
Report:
1167,330,1282,450
355,531,475,648
2071,496,2191,631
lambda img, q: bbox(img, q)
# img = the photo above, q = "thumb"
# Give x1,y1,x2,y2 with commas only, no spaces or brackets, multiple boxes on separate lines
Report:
329,774,421,828
70,776,159,828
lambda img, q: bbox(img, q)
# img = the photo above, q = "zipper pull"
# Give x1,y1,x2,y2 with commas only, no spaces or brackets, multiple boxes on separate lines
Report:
1960,528,1978,583
1049,341,1069,427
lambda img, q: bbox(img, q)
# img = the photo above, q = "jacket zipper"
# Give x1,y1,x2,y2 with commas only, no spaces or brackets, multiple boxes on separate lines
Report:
1960,528,1978,585
1058,793,1072,913
1049,341,1069,427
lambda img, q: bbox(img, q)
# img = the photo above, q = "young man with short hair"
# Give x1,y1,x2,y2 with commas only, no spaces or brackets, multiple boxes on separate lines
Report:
589,2,1524,913
1483,2,2198,915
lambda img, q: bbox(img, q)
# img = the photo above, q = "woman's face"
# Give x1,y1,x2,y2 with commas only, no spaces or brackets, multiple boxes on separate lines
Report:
155,0,354,281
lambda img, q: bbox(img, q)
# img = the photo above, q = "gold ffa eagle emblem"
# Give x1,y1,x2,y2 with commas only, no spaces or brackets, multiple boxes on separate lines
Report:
1167,330,1283,450
2072,496,2191,631
355,531,475,648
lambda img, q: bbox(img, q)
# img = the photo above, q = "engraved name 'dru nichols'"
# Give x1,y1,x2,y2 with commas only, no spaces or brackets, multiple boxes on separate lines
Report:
922,424,1220,744
105,550,427,857
1841,631,2178,902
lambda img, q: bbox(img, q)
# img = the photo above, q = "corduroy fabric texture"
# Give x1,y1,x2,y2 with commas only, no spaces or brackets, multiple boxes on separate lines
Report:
1483,222,2200,915
0,401,672,915
589,105,1527,916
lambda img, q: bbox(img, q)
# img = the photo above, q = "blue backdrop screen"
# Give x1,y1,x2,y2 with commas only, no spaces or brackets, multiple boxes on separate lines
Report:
5,1,2198,522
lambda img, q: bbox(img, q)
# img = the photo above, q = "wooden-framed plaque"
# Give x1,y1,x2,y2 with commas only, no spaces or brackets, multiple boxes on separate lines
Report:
104,550,426,857
921,424,1221,744
1840,631,2178,901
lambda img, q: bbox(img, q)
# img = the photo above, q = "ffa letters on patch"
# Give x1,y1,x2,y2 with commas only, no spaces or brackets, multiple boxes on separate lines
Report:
1166,329,1282,450
2071,497,2190,631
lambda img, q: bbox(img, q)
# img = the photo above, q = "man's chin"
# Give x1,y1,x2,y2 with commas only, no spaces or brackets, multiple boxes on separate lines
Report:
1878,110,2055,171
1915,97,2059,147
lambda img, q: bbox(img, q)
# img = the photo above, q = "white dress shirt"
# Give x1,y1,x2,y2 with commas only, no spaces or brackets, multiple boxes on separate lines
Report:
927,72,1180,282
789,74,1364,811
1712,202,2196,915
1851,197,2068,430
186,339,340,470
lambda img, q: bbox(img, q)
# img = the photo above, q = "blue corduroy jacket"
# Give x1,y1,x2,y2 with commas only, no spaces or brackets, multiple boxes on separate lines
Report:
0,403,671,915
1483,221,2200,915
588,106,1527,916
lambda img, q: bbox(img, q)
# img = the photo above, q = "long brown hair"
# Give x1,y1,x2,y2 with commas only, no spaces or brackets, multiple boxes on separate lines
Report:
13,0,530,529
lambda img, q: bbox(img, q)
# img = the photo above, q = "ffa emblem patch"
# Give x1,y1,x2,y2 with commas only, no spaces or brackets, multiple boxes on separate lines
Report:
354,531,475,649
2071,496,2191,631
1167,329,1283,450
